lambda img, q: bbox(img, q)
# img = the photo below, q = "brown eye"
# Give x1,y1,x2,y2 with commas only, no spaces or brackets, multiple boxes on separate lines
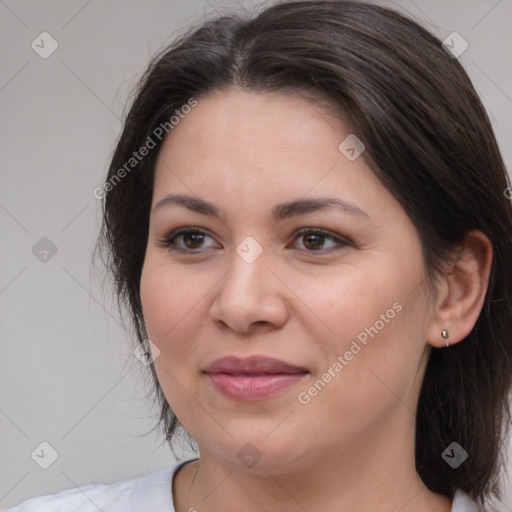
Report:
302,233,325,250
181,231,207,249
291,228,350,253
156,228,220,252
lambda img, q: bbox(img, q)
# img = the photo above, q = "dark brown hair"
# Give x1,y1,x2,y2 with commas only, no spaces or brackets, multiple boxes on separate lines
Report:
95,1,512,506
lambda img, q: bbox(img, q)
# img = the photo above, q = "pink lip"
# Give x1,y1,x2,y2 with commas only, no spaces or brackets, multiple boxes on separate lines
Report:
204,356,309,401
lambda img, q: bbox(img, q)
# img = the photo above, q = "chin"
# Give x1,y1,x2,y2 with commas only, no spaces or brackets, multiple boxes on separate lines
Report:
199,429,314,475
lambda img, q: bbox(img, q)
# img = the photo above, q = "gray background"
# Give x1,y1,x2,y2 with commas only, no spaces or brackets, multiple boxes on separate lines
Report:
1,0,511,509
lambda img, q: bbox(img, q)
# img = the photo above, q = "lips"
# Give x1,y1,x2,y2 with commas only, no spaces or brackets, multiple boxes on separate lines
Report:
204,355,309,400
205,355,308,375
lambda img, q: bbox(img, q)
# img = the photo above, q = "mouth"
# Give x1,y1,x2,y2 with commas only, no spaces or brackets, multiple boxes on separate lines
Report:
204,355,309,400
205,355,308,374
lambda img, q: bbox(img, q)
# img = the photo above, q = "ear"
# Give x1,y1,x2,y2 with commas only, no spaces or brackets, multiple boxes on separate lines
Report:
427,230,493,348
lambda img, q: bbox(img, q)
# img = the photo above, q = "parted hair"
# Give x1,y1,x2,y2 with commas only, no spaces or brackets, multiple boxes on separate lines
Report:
95,1,512,506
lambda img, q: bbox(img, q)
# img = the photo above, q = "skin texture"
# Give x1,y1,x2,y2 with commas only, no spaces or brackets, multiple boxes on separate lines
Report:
140,89,492,512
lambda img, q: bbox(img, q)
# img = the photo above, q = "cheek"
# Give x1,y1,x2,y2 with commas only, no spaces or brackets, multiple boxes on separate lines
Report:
140,259,210,431
294,305,418,447
140,259,201,359
294,261,401,351
296,256,425,407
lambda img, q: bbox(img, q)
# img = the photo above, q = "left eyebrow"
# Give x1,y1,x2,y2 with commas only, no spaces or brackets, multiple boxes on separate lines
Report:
152,194,372,222
272,197,372,222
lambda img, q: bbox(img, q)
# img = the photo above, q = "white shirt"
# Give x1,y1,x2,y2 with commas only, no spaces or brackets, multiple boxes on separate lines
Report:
3,460,480,511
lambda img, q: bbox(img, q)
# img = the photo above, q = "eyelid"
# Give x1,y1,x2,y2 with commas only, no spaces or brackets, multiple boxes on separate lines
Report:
155,226,220,252
291,227,352,247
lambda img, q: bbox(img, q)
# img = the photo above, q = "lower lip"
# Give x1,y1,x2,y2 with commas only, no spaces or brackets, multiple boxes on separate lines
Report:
207,372,307,400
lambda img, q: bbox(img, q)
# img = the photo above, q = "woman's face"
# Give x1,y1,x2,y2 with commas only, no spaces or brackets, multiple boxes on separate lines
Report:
140,89,435,472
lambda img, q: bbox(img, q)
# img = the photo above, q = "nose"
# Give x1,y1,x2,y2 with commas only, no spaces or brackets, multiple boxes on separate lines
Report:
209,247,289,335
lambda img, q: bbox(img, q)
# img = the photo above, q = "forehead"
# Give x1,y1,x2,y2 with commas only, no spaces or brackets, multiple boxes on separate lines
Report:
154,89,356,185
150,89,405,230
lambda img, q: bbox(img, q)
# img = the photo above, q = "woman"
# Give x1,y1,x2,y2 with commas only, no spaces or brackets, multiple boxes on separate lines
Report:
7,1,511,511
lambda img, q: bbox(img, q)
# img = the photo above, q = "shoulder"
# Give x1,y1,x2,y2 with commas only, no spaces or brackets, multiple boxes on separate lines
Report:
451,489,498,512
3,462,187,512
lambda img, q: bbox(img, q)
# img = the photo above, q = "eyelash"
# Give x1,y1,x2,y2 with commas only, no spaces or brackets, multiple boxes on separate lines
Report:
155,226,351,254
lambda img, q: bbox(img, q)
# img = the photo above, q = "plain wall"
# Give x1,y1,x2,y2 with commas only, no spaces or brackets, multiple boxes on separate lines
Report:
1,0,511,509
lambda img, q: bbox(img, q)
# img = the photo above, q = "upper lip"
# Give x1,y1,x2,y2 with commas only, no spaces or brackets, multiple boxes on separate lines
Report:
204,355,308,375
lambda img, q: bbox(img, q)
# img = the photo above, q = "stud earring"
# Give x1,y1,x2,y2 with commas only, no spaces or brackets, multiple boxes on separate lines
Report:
441,329,450,347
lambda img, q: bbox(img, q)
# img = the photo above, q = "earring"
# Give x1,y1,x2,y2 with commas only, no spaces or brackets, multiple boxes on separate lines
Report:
441,329,450,347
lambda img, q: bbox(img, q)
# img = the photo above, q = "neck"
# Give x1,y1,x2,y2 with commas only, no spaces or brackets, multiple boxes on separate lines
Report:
174,407,452,512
